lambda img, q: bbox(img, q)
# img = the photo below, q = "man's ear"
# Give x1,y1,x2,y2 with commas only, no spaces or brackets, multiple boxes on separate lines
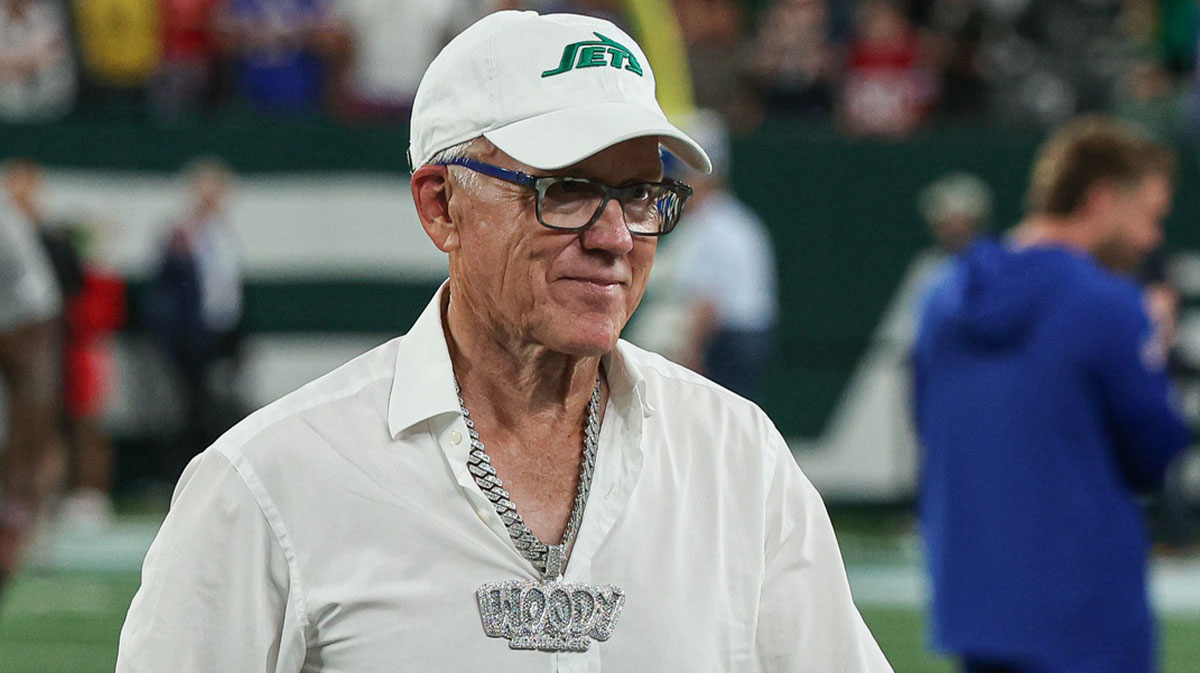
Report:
411,165,461,252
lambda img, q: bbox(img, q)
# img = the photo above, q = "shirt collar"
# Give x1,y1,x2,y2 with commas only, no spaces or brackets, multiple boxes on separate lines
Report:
387,282,656,438
607,340,655,420
387,281,461,437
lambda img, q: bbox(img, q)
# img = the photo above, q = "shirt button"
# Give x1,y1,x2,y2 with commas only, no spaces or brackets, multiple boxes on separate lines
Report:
450,430,463,445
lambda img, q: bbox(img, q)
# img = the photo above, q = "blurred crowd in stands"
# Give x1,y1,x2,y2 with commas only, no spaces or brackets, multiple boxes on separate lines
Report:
1,0,1197,139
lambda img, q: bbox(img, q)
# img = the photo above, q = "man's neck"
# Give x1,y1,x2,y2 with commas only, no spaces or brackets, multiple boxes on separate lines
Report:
1011,214,1096,255
441,288,603,432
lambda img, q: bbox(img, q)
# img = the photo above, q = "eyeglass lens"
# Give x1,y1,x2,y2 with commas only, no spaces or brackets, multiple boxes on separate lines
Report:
539,180,681,234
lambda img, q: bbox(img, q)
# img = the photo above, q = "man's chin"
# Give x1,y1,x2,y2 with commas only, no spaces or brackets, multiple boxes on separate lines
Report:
551,337,620,359
540,321,623,358
1093,244,1144,275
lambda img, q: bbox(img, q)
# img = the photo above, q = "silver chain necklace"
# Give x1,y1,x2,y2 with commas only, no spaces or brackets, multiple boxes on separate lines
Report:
455,377,601,579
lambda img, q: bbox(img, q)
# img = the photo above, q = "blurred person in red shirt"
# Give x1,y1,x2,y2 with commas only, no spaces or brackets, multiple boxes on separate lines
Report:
58,228,125,528
841,0,936,138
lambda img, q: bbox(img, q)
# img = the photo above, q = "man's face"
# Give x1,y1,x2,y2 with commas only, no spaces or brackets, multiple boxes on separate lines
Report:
1093,173,1172,273
930,214,978,254
191,171,229,214
3,165,42,215
447,137,662,356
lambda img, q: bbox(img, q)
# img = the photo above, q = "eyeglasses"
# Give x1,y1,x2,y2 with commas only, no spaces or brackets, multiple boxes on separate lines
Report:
435,157,692,236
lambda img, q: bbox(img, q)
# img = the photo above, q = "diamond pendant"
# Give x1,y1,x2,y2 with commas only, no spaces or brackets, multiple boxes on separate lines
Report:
476,578,626,652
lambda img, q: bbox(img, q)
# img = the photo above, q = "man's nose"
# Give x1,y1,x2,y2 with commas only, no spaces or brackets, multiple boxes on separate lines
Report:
579,198,634,254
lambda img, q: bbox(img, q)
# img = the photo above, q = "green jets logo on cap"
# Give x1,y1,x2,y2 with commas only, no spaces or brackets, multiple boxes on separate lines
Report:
541,32,643,78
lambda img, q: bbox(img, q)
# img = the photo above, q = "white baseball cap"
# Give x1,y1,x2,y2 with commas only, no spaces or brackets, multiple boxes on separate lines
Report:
408,10,712,175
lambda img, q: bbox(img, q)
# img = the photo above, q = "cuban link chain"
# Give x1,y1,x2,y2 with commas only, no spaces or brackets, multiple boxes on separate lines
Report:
456,377,602,578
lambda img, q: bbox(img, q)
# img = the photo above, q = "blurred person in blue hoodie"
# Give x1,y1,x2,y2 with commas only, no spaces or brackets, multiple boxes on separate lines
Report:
913,116,1190,673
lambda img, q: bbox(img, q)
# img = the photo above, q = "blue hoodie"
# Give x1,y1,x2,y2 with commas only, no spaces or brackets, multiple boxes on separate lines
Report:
913,238,1189,671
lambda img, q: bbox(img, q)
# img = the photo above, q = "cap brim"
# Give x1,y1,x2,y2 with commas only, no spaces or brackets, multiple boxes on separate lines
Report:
483,102,712,174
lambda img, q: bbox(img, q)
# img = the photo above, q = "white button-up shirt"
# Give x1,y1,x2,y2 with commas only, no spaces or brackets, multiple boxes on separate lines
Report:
116,285,892,672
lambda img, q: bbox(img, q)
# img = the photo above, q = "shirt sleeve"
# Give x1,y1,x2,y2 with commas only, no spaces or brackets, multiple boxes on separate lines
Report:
755,428,894,672
1090,291,1190,491
116,450,308,673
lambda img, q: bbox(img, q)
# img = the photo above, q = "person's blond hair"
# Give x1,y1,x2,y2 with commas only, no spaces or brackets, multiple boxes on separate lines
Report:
1027,116,1174,216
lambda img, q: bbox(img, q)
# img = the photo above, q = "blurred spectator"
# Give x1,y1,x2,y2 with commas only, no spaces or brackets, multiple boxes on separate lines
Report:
857,171,991,406
5,161,127,529
668,110,778,399
72,0,159,117
3,161,125,528
144,158,244,481
0,0,75,121
214,0,337,113
750,0,839,118
150,0,223,119
841,0,935,138
909,0,987,118
325,0,483,122
891,171,992,343
914,117,1187,673
918,170,991,256
58,226,125,528
0,158,66,603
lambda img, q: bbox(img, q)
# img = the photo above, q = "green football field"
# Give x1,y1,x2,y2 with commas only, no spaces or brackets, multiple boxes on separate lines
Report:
1,511,1197,671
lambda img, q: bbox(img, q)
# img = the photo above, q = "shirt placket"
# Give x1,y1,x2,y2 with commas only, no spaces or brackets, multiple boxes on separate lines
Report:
555,391,645,673
435,417,531,570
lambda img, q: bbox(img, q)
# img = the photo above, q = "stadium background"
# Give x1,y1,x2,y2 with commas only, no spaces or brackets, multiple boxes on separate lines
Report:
2,0,1200,670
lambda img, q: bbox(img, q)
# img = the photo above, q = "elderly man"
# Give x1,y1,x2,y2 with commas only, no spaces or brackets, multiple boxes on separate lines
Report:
117,11,891,672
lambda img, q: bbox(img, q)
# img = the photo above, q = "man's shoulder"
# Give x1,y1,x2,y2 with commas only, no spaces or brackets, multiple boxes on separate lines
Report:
619,339,724,388
211,336,402,464
616,341,789,501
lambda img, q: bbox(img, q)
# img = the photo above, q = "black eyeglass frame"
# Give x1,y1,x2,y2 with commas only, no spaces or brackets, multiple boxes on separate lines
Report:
435,157,693,236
